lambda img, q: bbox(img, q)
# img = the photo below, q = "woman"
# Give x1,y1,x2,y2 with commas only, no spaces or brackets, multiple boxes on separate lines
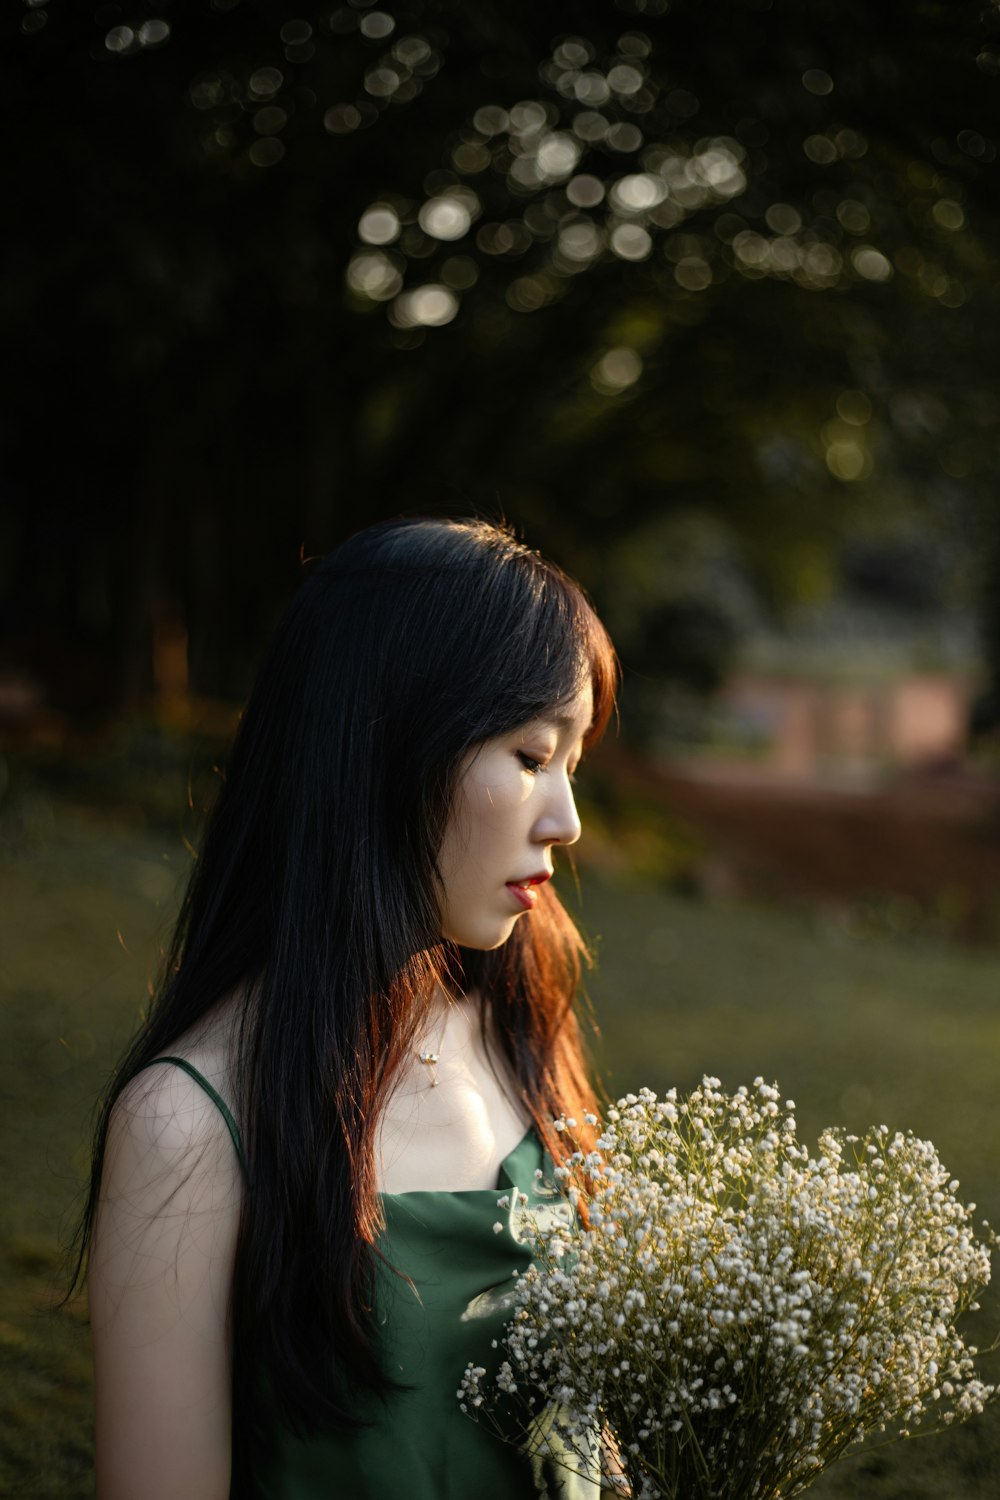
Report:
76,515,623,1499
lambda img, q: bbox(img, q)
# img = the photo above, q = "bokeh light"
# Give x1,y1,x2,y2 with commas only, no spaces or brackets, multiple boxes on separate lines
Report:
852,246,893,281
392,283,459,327
822,416,874,480
610,173,667,212
566,174,605,208
248,66,283,99
607,64,645,96
359,204,401,245
249,138,285,168
765,203,802,235
535,133,582,182
591,347,643,394
365,67,402,98
558,219,604,266
360,12,395,40
473,105,509,136
610,223,652,260
324,104,362,134
606,122,644,152
803,134,838,165
573,111,610,143
105,26,135,53
418,192,478,241
825,440,872,480
800,243,842,282
346,251,403,301
452,141,491,174
836,200,871,234
836,391,873,425
675,256,712,290
393,36,433,69
932,199,965,231
506,276,551,312
801,68,834,96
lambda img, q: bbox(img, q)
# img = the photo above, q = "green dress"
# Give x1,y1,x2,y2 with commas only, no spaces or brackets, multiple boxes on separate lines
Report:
147,1059,602,1500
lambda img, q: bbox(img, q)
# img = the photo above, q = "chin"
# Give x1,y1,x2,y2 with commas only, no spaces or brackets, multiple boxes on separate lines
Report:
444,916,518,951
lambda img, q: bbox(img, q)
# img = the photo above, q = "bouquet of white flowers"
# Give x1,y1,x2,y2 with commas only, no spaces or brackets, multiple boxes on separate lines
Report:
459,1078,998,1500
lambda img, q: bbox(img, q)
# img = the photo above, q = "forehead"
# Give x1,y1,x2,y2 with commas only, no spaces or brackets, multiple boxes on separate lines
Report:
532,681,594,735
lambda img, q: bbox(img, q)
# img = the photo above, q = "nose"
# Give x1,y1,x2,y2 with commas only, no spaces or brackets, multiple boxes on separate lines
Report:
534,772,582,848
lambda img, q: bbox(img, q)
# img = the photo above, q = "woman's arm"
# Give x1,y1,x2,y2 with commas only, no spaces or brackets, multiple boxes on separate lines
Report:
88,1064,243,1500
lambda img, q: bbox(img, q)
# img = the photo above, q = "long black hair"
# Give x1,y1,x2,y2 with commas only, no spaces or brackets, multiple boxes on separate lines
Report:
72,515,619,1466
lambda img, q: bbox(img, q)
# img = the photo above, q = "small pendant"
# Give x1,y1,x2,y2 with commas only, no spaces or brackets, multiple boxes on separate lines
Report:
418,1049,440,1088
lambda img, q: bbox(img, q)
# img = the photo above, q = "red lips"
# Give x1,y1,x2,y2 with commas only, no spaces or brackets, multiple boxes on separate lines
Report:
505,871,551,913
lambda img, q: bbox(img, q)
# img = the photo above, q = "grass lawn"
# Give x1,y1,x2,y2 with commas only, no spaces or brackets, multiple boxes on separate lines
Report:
2,796,999,1498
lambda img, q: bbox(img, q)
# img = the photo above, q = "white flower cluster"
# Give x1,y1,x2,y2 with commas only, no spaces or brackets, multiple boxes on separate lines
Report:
459,1078,998,1500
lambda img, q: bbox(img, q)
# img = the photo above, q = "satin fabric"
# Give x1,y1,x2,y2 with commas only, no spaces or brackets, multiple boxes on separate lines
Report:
251,1128,602,1499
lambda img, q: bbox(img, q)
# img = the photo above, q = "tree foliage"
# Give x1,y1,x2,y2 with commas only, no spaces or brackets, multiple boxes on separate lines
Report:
5,0,1000,717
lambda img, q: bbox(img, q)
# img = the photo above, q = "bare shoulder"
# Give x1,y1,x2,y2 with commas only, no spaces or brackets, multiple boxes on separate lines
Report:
100,1064,242,1239
100,993,247,1229
109,1061,232,1168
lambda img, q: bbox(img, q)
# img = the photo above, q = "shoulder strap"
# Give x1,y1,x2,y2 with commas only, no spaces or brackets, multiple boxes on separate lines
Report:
145,1056,250,1183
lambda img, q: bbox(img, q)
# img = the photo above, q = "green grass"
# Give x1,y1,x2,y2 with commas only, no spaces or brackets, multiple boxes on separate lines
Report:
2,796,999,1498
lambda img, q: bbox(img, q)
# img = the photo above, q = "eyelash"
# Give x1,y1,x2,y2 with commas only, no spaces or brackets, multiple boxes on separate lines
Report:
517,751,544,775
517,751,579,784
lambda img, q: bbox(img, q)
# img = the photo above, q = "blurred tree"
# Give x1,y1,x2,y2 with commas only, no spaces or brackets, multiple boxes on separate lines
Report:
3,0,999,723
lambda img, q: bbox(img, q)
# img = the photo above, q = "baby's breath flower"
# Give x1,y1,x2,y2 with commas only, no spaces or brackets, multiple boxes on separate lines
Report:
459,1076,998,1500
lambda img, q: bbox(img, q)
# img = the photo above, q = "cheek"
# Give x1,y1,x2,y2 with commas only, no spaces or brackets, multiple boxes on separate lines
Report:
437,759,533,946
449,772,527,876
465,768,528,837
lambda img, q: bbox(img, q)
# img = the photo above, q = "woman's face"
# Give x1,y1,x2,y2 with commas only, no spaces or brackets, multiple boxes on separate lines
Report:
437,680,593,950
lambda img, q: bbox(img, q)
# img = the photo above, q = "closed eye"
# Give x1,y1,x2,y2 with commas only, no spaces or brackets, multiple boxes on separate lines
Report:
517,751,544,775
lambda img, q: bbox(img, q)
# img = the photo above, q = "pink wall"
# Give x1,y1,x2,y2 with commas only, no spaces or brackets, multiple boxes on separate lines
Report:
722,674,974,773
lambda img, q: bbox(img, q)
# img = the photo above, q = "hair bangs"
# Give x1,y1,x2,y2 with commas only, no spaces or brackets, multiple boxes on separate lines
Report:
514,542,620,754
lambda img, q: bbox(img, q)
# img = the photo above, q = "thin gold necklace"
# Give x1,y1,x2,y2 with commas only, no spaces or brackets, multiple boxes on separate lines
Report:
416,1005,449,1088
416,1045,441,1087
